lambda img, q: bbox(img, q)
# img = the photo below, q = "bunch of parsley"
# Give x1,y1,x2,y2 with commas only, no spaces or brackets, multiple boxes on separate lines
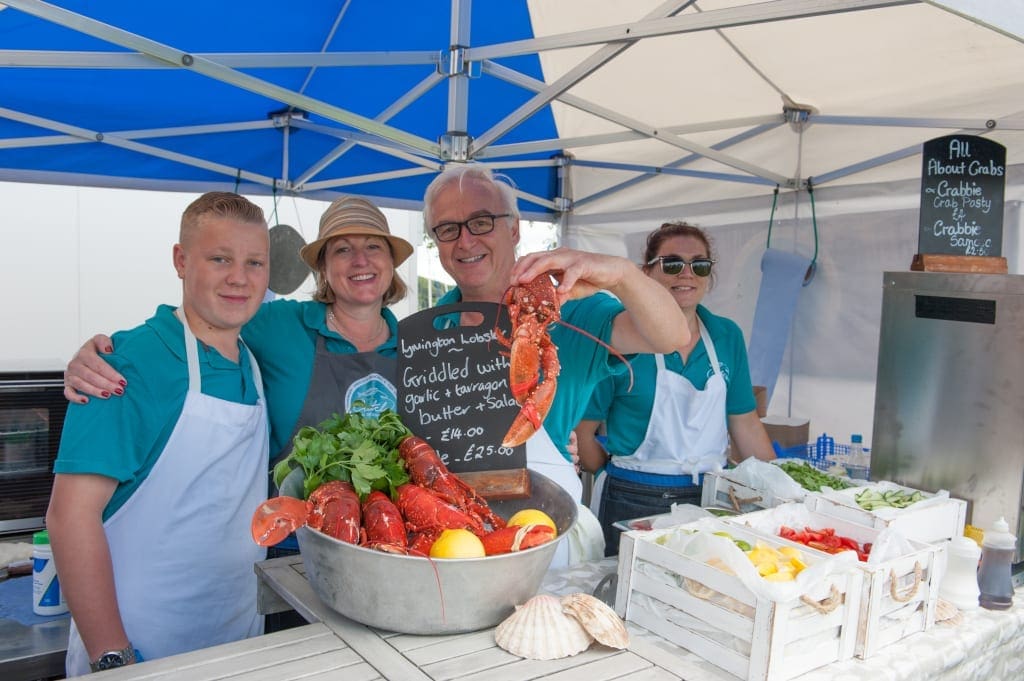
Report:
272,408,412,500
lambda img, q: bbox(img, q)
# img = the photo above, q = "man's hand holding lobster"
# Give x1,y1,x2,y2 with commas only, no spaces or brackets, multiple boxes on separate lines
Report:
510,248,689,357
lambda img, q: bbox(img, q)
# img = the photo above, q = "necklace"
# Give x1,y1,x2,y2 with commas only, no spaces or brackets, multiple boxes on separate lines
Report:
327,309,387,344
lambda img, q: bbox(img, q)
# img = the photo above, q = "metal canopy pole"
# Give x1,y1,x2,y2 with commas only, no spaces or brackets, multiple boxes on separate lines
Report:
440,0,472,162
480,114,783,158
469,0,915,61
0,105,276,187
3,0,439,159
480,59,788,183
295,72,446,188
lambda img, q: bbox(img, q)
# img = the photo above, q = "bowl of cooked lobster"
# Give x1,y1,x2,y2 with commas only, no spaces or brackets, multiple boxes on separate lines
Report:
252,429,578,634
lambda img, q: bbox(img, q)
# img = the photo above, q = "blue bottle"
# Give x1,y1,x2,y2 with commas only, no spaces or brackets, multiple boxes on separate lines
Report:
815,432,834,460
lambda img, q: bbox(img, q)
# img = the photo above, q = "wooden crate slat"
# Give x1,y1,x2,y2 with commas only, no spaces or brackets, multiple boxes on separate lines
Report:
629,604,750,679
631,571,755,639
726,504,941,659
632,534,758,605
617,521,862,681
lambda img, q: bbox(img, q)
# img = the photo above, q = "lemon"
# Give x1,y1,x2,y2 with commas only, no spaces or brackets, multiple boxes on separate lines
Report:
778,546,803,560
429,529,486,559
507,509,557,535
763,571,796,582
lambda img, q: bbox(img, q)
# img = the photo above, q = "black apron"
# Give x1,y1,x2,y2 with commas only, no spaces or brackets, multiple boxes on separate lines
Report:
272,333,398,468
265,333,398,571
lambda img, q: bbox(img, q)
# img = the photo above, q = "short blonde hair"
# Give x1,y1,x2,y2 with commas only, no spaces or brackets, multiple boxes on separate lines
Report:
180,192,266,244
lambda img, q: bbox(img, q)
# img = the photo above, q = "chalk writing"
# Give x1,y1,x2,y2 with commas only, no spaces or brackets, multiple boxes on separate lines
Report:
397,302,525,473
919,135,1006,256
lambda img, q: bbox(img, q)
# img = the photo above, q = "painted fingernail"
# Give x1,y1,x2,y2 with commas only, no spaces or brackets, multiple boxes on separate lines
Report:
114,388,123,396
101,391,110,398
104,346,113,353
119,380,127,387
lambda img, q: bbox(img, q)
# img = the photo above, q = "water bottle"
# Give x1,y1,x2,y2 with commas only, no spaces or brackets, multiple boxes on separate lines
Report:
846,434,870,480
32,530,69,616
978,517,1016,610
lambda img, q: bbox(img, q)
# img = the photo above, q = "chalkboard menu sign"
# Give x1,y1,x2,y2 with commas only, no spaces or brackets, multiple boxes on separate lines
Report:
397,302,526,473
918,135,1006,257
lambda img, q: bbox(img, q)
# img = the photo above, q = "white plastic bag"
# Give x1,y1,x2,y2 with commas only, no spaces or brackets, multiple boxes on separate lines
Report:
567,504,606,564
723,457,807,501
650,503,714,529
652,517,857,603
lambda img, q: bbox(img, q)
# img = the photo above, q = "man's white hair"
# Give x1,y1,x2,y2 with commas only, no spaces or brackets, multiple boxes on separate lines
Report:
422,165,520,238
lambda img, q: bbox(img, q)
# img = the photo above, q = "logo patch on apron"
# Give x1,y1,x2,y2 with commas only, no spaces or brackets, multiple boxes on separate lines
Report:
345,373,397,418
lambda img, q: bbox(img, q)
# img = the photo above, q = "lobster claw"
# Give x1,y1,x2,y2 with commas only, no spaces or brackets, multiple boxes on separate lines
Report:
502,339,559,448
497,274,562,449
250,496,309,547
480,524,557,556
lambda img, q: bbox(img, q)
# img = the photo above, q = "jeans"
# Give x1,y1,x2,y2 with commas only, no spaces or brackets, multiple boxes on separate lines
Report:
599,475,702,556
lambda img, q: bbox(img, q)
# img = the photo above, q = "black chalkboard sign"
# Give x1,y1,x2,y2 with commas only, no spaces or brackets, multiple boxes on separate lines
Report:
396,302,526,473
918,135,1006,257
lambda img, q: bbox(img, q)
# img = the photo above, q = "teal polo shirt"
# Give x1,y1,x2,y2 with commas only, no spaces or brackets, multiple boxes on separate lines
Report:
584,304,757,459
241,299,400,456
54,304,261,519
436,287,626,461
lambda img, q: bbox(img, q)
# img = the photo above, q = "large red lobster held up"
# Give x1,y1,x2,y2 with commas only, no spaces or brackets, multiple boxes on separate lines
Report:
496,272,632,447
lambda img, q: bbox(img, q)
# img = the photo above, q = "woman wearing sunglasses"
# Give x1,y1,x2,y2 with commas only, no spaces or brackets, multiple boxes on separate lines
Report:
575,222,775,556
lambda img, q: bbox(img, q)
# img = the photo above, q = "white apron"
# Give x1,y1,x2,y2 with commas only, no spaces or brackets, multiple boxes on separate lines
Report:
526,427,604,567
66,312,269,676
590,319,729,513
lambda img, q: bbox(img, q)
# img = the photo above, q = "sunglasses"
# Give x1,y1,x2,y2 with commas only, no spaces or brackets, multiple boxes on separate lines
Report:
646,255,715,277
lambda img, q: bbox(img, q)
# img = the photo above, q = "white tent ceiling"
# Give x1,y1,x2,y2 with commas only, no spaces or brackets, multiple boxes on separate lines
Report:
525,0,1024,222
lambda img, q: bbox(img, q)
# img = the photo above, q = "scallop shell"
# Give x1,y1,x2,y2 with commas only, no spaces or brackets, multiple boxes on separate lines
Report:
561,592,630,649
494,593,593,660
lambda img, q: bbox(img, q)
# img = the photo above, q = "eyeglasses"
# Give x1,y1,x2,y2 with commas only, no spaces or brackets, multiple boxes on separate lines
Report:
646,255,715,277
431,214,511,243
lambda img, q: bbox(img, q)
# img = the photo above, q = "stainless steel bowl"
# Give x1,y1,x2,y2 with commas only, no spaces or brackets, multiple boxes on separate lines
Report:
297,469,578,634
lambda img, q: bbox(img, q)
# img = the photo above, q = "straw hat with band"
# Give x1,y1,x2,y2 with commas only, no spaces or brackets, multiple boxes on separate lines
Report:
299,196,414,270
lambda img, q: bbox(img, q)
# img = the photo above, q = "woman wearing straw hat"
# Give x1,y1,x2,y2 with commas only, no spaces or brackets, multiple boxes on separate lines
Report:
241,196,413,464
62,195,414,479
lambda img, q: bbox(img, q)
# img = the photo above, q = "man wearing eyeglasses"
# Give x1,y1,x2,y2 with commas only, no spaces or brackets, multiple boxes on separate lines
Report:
423,166,688,532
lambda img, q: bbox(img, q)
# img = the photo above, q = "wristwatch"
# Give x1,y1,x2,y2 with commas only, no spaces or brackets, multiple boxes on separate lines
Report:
89,645,136,672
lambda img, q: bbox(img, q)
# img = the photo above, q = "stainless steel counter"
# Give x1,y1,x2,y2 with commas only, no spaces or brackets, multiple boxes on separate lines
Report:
0,607,69,681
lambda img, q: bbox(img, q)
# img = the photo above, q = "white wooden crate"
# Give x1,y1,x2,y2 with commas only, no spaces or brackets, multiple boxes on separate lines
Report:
614,521,863,681
805,484,967,545
700,471,797,513
726,506,943,659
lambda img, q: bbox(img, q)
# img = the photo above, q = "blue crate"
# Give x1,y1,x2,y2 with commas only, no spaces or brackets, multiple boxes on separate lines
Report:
771,441,852,472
